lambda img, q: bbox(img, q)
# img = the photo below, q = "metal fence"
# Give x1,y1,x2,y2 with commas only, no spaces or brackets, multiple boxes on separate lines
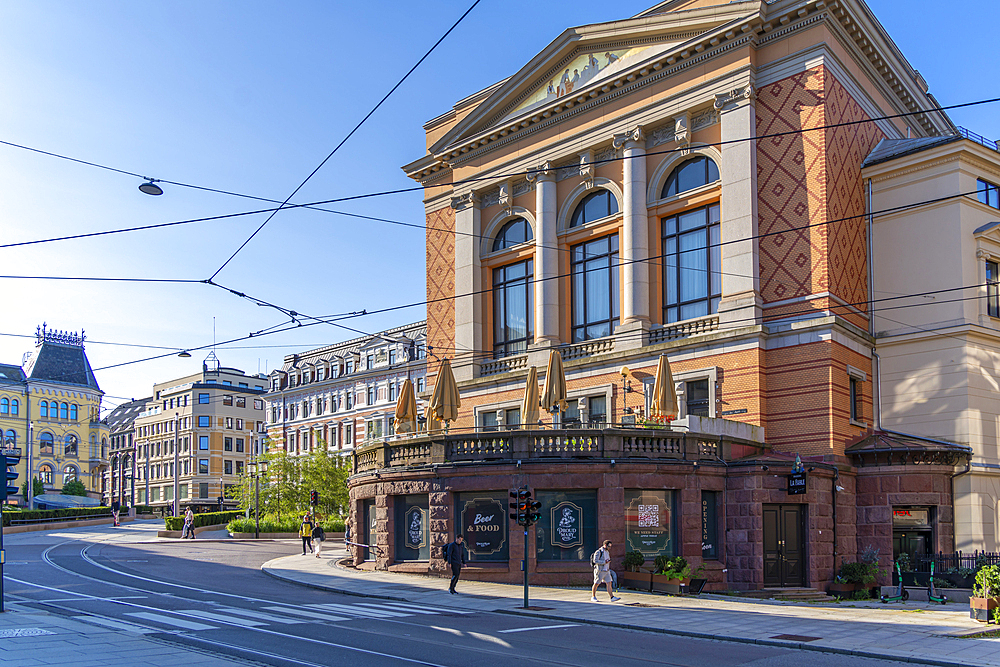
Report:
912,551,1000,573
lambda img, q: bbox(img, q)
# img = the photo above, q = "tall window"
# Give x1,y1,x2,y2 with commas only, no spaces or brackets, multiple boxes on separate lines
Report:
70,404,78,420
988,260,1000,318
10,399,17,416
663,203,721,323
39,432,54,455
64,435,78,456
39,464,53,485
0,398,7,414
3,430,15,446
366,386,375,405
978,178,1000,210
572,235,619,342
39,400,48,418
493,259,534,358
492,217,533,251
199,436,209,450
570,189,619,228
850,376,863,422
686,380,710,417
60,402,69,419
661,156,720,198
63,466,78,483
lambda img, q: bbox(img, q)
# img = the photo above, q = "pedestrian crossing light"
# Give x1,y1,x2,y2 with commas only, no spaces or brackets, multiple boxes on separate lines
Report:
2,453,20,502
310,490,319,506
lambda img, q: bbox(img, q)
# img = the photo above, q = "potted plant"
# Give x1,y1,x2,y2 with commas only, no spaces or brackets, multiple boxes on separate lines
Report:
652,556,690,594
828,574,856,597
970,564,1000,623
620,551,651,592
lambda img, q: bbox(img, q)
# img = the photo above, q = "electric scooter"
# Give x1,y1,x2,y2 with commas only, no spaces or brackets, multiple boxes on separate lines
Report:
927,561,947,605
881,561,909,603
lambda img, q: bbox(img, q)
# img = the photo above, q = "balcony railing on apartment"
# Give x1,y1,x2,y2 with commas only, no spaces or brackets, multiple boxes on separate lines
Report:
352,426,763,475
956,126,999,153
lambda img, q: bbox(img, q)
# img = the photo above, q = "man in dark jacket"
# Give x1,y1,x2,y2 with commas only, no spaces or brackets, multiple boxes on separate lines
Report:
445,534,466,594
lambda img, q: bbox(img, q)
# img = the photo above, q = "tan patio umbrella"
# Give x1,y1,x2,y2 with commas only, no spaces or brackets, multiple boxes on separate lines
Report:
521,365,540,428
394,378,418,435
541,349,568,425
429,357,461,429
650,353,678,421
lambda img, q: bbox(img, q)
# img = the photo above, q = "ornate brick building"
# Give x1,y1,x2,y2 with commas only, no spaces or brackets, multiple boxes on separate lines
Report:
349,0,977,591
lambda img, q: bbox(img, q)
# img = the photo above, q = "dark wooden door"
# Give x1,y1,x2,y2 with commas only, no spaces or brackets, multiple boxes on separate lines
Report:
763,504,806,587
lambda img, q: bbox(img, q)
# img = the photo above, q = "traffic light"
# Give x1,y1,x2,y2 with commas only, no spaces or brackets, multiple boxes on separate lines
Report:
3,453,20,502
509,487,529,525
310,490,319,506
527,498,541,525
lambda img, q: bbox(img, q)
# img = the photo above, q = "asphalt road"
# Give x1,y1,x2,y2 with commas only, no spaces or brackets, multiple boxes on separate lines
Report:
2,526,915,667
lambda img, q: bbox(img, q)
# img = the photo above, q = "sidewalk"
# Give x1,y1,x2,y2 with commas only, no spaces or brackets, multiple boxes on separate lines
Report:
0,605,253,667
263,542,1000,667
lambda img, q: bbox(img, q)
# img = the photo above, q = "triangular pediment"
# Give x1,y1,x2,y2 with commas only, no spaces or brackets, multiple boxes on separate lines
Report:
427,2,758,157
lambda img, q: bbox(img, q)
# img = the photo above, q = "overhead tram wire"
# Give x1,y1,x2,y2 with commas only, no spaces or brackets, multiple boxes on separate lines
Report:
3,96,999,257
206,0,483,282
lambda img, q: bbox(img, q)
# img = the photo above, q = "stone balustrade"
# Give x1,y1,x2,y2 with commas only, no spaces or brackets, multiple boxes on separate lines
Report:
648,315,720,344
479,353,528,377
352,427,761,475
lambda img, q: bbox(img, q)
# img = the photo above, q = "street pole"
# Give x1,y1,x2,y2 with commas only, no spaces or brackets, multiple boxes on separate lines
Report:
254,470,260,539
173,413,179,517
523,526,529,609
26,421,33,510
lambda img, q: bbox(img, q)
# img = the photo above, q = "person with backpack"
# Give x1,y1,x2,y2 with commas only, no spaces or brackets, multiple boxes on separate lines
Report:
312,519,326,558
590,539,620,602
444,534,466,594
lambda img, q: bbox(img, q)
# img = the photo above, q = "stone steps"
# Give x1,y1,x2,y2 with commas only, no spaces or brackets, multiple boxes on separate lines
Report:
740,588,836,602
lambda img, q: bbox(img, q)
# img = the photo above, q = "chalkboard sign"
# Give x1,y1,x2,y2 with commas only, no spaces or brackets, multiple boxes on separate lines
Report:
787,471,807,495
460,497,506,556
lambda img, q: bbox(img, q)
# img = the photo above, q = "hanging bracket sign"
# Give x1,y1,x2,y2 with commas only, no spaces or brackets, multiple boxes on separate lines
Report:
787,471,808,495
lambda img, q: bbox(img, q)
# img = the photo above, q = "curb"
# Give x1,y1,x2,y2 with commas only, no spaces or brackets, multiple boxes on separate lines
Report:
260,561,980,667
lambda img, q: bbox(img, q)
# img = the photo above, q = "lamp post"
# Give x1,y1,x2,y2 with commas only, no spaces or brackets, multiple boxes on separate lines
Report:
173,413,180,517
248,456,268,539
27,420,33,509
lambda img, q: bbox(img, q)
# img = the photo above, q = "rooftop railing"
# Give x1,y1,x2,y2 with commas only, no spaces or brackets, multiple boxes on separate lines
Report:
956,126,999,153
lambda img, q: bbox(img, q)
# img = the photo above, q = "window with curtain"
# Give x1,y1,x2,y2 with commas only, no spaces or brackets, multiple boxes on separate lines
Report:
493,259,534,358
662,203,721,323
661,156,720,199
570,189,619,228
571,235,620,341
492,217,533,252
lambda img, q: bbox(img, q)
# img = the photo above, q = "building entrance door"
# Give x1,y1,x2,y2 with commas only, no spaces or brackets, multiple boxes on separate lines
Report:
763,504,806,587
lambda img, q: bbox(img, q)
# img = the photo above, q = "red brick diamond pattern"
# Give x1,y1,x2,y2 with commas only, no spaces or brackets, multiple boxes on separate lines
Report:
426,206,456,385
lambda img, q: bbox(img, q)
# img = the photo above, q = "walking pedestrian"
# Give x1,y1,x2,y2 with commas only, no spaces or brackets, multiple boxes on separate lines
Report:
345,517,352,552
312,519,326,558
445,534,466,594
591,539,620,602
300,513,314,555
182,507,195,539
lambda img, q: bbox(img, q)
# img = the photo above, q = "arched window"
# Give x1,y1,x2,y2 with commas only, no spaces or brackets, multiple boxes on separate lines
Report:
60,402,69,420
3,430,14,446
39,401,48,418
10,399,18,416
661,156,720,199
70,404,78,420
63,466,78,483
0,398,7,414
64,435,78,457
570,189,619,228
39,464,53,485
492,217,533,252
39,432,54,455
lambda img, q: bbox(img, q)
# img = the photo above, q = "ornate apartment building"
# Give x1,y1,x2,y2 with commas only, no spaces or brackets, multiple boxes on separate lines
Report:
0,325,108,503
344,0,991,590
266,322,427,455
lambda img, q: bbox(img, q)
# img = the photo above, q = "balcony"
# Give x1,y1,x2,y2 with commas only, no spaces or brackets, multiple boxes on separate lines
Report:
352,423,764,475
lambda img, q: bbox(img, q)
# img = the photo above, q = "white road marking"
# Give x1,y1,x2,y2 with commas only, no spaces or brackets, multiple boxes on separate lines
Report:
125,611,217,631
498,624,581,634
73,615,154,634
356,602,440,615
310,602,412,618
379,601,474,615
430,625,463,636
263,606,350,623
177,609,268,627
218,606,306,624
468,631,513,648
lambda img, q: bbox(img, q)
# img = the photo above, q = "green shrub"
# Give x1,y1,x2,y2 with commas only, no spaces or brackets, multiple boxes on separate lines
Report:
623,551,645,572
841,561,880,586
134,505,156,514
851,589,870,601
1,506,112,527
225,513,345,535
164,510,243,531
654,555,691,579
974,565,1000,599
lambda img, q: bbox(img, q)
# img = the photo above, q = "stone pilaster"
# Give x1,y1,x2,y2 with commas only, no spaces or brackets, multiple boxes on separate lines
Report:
614,126,650,350
452,192,482,381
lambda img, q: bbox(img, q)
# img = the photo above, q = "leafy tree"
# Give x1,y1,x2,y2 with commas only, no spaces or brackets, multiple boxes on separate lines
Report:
61,479,88,496
21,476,44,499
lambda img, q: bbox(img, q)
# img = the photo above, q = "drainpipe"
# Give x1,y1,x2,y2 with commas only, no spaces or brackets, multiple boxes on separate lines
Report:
716,451,730,589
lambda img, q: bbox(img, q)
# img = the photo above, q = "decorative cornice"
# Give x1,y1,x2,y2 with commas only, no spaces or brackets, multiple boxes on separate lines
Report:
450,192,480,211
612,125,645,150
712,84,754,110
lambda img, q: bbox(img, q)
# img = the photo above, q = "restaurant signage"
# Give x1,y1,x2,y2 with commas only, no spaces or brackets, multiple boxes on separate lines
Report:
461,497,506,555
625,491,672,555
787,471,807,495
404,506,425,549
550,501,583,548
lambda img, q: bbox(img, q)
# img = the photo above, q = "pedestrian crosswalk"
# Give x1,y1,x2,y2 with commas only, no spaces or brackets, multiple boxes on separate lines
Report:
90,600,461,634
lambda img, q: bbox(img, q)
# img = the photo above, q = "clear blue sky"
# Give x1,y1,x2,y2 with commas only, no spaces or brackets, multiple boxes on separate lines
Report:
1,1,996,410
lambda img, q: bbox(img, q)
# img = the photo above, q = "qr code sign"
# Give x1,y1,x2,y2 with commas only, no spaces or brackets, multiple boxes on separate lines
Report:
637,504,659,528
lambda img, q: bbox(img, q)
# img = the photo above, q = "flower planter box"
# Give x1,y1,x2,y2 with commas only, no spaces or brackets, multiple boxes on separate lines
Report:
620,570,652,592
970,597,999,623
651,575,689,595
828,583,857,596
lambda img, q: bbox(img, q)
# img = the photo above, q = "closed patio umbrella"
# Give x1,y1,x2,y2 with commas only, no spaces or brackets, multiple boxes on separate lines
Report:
541,349,568,426
650,353,678,422
394,378,418,435
429,357,461,430
521,366,540,428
